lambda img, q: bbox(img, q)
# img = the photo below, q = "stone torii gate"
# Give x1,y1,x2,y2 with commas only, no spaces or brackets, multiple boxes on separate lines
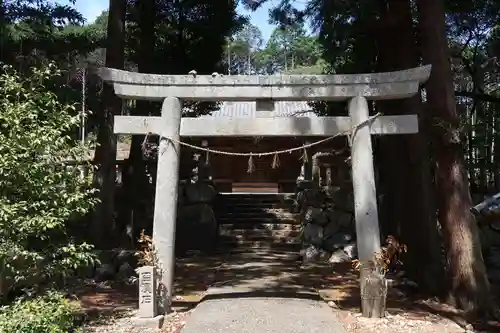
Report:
99,66,431,316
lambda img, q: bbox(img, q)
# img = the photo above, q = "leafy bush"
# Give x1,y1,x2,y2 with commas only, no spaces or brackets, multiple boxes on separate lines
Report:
0,63,98,300
0,291,81,333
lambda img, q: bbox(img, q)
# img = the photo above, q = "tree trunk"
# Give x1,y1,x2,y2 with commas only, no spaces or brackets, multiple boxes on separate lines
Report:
467,103,476,191
375,0,445,295
127,0,157,242
494,104,500,190
417,0,492,316
92,0,126,249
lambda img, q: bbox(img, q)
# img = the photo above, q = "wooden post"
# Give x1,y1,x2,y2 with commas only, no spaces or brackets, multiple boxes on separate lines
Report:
348,96,385,318
152,97,182,314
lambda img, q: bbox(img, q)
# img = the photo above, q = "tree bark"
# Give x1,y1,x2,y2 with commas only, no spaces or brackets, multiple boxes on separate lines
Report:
417,0,492,316
374,0,445,296
125,0,157,242
92,0,126,249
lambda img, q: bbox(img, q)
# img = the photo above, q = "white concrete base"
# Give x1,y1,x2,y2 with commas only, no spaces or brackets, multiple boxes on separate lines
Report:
131,315,165,330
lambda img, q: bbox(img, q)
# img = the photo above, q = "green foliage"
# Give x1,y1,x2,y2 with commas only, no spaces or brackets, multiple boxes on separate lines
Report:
0,291,81,333
0,63,98,299
225,21,324,74
0,0,102,69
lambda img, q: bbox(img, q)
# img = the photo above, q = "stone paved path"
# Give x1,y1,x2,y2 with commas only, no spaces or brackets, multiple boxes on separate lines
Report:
180,297,346,333
180,250,346,333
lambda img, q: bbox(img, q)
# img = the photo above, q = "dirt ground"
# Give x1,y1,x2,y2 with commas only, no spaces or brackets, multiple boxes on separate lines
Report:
77,254,222,332
76,256,500,333
318,262,500,333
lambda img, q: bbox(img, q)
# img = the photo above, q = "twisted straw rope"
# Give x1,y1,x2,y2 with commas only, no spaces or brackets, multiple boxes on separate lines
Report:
158,112,382,157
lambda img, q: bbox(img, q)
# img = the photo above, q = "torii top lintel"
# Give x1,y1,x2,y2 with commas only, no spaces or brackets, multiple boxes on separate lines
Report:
98,65,431,102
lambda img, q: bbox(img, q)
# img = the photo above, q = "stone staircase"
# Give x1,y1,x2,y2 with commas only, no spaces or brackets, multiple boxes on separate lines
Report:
216,194,302,253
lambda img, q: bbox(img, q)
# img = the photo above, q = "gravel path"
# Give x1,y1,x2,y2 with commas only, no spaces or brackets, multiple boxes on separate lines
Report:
180,297,346,333
180,250,346,333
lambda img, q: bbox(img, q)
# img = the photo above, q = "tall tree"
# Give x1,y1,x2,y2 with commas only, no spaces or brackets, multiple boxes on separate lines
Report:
0,0,98,70
374,0,445,295
417,0,492,315
92,0,126,248
228,22,263,74
124,0,157,242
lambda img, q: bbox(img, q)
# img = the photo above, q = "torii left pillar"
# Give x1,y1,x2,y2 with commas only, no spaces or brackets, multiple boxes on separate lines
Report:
153,97,181,313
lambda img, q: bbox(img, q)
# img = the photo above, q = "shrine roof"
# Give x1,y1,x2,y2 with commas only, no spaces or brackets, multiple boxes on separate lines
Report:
203,101,317,118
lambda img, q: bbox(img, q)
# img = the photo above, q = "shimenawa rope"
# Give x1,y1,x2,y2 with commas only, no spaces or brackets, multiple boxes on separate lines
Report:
142,112,382,173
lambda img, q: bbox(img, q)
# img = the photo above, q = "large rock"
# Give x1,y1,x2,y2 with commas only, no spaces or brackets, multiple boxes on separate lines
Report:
301,245,320,264
304,207,328,226
326,242,358,264
296,180,316,191
324,218,341,238
115,249,138,268
300,189,323,207
185,183,216,204
178,203,216,225
303,223,324,246
328,250,351,264
176,203,217,254
95,263,116,281
343,242,358,259
323,231,354,252
117,262,136,280
337,212,353,229
331,188,354,212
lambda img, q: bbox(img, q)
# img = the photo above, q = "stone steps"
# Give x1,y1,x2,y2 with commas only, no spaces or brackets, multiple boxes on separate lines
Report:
214,248,301,261
215,193,302,253
219,229,301,239
218,217,299,225
218,212,299,221
219,233,301,246
218,240,301,251
217,202,294,210
218,223,301,233
220,193,295,201
216,205,297,216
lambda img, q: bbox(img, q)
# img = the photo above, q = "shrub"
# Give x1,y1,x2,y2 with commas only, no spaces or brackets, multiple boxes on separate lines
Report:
0,63,98,300
0,291,81,333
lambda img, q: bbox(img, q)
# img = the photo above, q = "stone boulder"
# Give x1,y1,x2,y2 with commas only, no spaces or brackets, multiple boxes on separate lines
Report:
324,219,341,238
301,245,320,264
298,189,323,207
185,183,216,204
178,203,216,225
304,207,328,226
328,250,351,264
343,242,358,259
117,262,136,280
296,180,316,191
338,212,353,229
328,243,357,264
330,188,354,212
95,263,116,281
323,231,354,252
115,249,138,267
303,223,324,246
176,203,217,254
